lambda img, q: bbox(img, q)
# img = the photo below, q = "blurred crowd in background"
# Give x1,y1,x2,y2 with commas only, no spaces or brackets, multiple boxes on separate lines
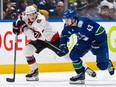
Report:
2,0,116,20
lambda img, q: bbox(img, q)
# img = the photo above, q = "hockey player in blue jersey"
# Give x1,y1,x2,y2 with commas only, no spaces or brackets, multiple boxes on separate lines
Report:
58,9,115,84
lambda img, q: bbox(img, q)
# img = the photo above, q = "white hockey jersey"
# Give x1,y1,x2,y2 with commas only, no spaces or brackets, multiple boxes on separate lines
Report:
17,12,59,42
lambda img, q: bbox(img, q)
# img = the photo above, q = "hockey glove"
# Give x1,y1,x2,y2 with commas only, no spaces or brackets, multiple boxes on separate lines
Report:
12,22,20,35
57,44,69,56
12,20,27,35
16,20,28,32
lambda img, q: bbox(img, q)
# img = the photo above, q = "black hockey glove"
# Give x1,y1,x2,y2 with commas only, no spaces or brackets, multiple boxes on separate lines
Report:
57,44,69,57
12,22,20,35
12,20,27,35
16,20,28,32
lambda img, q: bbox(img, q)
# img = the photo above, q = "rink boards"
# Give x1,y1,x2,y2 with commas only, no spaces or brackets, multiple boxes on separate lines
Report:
0,20,116,73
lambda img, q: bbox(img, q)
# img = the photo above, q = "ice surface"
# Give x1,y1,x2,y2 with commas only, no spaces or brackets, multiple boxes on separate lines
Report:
0,70,116,87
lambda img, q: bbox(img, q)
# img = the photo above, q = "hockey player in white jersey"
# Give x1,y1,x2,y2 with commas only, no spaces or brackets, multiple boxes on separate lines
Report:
12,5,96,81
13,5,60,81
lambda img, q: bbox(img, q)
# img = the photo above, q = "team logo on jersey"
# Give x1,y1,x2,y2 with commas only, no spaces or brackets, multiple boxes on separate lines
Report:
37,19,42,23
78,20,83,28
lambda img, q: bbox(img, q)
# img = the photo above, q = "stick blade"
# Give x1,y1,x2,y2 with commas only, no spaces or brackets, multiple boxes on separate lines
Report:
6,78,15,82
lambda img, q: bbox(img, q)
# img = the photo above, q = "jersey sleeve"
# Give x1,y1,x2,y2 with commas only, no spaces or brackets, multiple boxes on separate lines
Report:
85,17,107,44
95,26,107,44
60,24,73,45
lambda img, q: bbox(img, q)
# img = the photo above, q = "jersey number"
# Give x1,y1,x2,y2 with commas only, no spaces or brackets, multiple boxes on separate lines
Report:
87,25,93,31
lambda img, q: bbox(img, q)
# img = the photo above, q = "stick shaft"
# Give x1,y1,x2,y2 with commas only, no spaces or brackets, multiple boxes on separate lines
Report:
45,40,62,52
13,34,17,81
36,28,62,52
6,34,17,82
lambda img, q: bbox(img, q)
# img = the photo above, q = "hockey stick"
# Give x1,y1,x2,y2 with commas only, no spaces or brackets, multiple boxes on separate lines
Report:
34,28,62,52
6,34,17,82
45,40,62,52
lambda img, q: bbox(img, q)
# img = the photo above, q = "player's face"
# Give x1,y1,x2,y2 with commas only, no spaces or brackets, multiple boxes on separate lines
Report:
27,12,37,22
64,19,77,26
64,19,72,26
101,7,109,16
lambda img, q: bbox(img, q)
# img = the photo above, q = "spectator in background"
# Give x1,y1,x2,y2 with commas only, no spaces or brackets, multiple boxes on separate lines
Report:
86,4,100,20
49,1,64,19
98,1,113,19
55,0,60,3
27,0,35,5
87,0,102,5
107,0,116,19
77,8,87,17
40,9,49,20
27,0,40,7
16,0,28,13
32,4,49,20
113,0,116,19
38,0,56,13
107,0,114,8
100,0,116,19
68,0,77,9
76,0,101,18
68,0,87,10
113,0,116,9
85,0,101,20
3,0,17,19
76,0,87,9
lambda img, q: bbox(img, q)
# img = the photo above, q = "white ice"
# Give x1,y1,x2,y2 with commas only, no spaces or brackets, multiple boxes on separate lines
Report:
0,70,116,87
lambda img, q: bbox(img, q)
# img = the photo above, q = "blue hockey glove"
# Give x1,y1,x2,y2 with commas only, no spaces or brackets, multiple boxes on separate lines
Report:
57,44,69,56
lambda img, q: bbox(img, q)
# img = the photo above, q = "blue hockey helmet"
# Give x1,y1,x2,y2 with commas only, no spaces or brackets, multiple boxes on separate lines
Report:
63,9,77,19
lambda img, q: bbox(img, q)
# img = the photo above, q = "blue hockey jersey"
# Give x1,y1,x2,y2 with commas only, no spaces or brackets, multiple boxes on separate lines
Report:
60,16,107,45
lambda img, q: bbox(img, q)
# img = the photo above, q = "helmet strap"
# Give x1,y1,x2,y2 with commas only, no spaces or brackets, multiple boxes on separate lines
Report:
70,18,77,26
